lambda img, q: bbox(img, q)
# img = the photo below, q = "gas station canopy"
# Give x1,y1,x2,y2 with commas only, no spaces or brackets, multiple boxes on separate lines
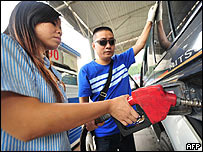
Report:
46,1,156,55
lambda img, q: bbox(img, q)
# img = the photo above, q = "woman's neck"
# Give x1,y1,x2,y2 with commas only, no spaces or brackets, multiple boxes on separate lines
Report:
37,45,47,59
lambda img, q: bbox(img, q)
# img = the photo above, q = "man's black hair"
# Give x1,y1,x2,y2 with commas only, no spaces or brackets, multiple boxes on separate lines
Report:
93,26,114,36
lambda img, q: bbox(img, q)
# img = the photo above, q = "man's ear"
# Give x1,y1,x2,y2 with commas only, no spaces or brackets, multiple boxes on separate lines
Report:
92,42,95,50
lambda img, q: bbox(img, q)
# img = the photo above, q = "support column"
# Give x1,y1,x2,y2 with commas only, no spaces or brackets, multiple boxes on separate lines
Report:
88,36,95,60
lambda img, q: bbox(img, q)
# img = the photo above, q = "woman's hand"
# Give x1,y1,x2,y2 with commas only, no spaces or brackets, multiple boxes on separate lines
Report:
108,95,139,126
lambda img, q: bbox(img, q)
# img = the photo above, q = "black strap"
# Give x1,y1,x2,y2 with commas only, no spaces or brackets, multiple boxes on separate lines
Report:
98,59,113,101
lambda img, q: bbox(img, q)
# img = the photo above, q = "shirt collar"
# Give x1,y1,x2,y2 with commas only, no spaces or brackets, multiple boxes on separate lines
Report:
43,56,51,69
43,56,62,81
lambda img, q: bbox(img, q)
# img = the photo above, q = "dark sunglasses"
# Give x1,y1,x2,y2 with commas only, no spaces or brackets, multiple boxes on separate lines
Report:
95,39,116,46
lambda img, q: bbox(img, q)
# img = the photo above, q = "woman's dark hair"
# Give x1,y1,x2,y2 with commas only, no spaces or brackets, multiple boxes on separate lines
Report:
4,1,65,103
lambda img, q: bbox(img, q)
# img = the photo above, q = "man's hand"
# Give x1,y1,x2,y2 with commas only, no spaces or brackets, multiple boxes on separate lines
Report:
85,120,98,131
147,2,159,22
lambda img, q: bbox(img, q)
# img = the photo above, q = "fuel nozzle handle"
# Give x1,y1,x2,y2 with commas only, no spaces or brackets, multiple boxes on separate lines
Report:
95,84,202,137
112,84,180,137
128,85,177,106
95,85,177,125
127,84,177,124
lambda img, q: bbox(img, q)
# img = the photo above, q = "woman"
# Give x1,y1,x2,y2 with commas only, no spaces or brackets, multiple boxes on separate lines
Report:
1,1,139,151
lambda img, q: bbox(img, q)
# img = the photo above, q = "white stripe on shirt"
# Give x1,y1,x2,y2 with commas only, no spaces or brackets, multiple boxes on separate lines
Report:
92,68,129,93
89,64,125,84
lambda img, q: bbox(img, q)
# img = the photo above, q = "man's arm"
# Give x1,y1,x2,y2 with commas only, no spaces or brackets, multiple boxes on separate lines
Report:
156,1,171,50
157,20,171,50
132,2,158,56
132,21,153,56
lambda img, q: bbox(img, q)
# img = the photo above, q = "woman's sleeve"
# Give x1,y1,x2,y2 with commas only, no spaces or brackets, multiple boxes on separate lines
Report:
1,34,38,98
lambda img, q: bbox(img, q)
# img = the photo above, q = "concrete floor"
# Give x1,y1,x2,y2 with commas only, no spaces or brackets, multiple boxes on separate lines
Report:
73,126,161,151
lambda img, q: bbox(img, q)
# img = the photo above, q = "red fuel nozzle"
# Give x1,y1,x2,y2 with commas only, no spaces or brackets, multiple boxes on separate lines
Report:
127,85,177,124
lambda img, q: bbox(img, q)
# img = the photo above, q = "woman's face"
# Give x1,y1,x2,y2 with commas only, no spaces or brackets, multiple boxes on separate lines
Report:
35,19,62,51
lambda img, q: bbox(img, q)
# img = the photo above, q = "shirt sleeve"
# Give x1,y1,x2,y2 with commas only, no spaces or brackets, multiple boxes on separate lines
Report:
115,47,135,69
78,66,92,97
1,34,38,98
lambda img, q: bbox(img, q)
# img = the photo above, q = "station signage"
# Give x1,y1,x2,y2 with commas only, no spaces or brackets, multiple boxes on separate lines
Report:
49,49,63,64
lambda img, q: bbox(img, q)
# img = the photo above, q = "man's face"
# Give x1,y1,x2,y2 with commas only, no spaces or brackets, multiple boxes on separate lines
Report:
92,30,116,61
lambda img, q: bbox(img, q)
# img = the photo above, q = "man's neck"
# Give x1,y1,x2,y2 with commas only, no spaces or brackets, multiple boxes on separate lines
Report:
95,58,111,65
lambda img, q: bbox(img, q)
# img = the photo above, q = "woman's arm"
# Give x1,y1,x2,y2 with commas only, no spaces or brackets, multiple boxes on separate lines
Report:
79,96,89,103
1,91,138,142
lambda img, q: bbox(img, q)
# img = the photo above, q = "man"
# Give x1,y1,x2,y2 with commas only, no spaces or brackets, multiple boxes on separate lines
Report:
78,2,158,151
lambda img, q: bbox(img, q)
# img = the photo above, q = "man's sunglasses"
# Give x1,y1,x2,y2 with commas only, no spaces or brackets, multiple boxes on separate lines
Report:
95,39,116,46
